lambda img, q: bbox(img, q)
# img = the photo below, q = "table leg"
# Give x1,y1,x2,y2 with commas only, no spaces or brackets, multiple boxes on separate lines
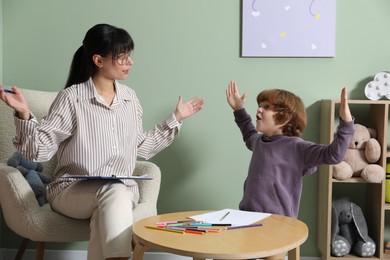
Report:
193,258,206,260
132,239,150,260
287,246,300,260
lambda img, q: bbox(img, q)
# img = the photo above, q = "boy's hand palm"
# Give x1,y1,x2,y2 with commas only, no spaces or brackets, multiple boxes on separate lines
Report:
339,87,352,122
226,81,247,111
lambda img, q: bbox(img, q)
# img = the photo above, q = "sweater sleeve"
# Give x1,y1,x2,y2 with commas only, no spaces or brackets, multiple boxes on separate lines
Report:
304,119,355,166
233,108,259,151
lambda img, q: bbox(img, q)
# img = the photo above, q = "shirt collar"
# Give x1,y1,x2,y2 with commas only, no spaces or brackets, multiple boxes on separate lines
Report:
261,134,285,142
78,78,134,103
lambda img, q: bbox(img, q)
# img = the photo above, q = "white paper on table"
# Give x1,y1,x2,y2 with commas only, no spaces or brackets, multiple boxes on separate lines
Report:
188,209,271,226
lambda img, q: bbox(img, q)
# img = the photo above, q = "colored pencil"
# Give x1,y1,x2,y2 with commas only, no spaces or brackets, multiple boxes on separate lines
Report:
184,229,204,235
226,223,263,230
156,220,194,225
145,225,184,234
191,223,232,226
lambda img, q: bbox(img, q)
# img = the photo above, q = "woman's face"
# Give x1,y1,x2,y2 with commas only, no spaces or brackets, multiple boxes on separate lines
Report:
98,51,134,81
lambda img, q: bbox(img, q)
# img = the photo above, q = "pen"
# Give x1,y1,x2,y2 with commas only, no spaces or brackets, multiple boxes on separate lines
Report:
145,225,184,234
3,89,15,94
219,211,230,221
226,223,263,230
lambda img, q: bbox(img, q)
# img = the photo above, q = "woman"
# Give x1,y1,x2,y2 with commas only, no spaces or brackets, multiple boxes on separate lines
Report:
0,23,204,260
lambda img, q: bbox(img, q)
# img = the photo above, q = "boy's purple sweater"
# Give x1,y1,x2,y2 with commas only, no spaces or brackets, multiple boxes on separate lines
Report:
234,108,354,218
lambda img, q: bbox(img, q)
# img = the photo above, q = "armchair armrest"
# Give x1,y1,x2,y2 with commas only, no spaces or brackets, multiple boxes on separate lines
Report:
133,161,161,204
132,161,161,221
0,163,42,235
0,163,41,211
0,163,90,241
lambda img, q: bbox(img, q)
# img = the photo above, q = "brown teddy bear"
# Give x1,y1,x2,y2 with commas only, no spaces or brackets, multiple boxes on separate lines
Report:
333,124,385,183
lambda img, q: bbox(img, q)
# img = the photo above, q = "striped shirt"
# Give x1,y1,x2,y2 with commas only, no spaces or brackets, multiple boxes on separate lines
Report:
13,78,181,203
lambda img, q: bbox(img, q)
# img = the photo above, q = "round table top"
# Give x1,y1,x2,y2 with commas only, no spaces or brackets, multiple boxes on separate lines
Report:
133,211,308,259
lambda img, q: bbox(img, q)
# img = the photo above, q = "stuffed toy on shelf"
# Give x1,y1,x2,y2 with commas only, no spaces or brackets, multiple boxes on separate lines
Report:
332,123,385,183
331,199,376,257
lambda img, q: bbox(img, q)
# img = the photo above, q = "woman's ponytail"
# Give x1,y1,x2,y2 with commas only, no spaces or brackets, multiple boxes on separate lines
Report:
65,45,95,88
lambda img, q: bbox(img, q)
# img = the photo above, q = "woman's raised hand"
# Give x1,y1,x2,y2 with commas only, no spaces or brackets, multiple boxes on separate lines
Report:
174,96,204,122
0,85,30,120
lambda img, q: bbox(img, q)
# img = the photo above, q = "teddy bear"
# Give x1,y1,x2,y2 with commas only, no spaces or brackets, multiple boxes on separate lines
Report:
7,151,52,206
331,199,376,257
332,123,385,183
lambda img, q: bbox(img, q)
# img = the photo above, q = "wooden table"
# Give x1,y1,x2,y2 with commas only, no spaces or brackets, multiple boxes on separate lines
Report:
132,211,308,260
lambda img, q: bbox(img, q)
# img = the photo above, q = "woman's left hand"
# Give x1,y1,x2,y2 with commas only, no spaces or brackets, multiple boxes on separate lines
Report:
174,96,204,122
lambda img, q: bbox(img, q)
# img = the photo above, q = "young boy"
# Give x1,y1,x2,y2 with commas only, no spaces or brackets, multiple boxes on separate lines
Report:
226,81,354,218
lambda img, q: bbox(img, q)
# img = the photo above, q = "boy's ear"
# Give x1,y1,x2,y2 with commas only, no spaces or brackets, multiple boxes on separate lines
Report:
278,112,292,127
92,54,103,68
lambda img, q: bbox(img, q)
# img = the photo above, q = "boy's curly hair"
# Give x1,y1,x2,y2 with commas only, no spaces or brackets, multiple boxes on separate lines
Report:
256,89,306,137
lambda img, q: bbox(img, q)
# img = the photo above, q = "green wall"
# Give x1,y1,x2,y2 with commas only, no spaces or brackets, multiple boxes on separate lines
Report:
0,0,3,247
2,0,390,256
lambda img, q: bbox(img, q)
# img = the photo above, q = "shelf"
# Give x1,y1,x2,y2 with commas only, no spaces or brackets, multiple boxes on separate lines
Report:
318,99,389,260
328,100,390,105
384,203,390,211
332,177,371,183
326,255,381,260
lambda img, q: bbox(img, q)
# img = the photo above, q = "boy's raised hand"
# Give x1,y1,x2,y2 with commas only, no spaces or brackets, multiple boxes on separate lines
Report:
226,81,248,111
339,87,352,122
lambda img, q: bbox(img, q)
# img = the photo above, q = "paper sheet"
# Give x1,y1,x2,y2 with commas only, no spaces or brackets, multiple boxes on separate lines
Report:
189,209,271,226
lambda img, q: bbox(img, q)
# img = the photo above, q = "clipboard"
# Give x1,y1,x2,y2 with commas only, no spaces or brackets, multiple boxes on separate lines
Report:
60,174,152,180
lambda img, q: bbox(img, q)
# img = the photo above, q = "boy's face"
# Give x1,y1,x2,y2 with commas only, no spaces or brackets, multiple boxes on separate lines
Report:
256,102,284,136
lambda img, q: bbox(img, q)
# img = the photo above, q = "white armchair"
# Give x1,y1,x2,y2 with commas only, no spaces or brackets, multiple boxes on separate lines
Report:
0,88,161,260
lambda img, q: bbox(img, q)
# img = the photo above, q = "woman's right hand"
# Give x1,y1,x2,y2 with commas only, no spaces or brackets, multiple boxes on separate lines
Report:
226,81,248,111
0,85,30,120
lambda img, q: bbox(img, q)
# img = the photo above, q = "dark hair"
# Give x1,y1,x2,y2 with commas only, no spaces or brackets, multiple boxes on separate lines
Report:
256,89,307,137
65,24,134,88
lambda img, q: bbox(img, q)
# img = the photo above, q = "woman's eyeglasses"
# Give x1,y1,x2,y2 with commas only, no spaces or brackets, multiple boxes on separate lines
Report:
116,53,132,66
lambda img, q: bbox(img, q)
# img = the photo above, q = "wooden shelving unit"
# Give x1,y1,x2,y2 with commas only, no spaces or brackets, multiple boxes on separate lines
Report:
318,100,390,260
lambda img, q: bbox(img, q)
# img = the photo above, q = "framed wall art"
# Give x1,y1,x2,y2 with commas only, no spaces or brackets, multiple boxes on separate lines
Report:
241,0,336,57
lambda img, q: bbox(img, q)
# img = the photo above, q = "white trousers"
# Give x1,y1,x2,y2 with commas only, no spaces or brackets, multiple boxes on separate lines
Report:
51,179,136,260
